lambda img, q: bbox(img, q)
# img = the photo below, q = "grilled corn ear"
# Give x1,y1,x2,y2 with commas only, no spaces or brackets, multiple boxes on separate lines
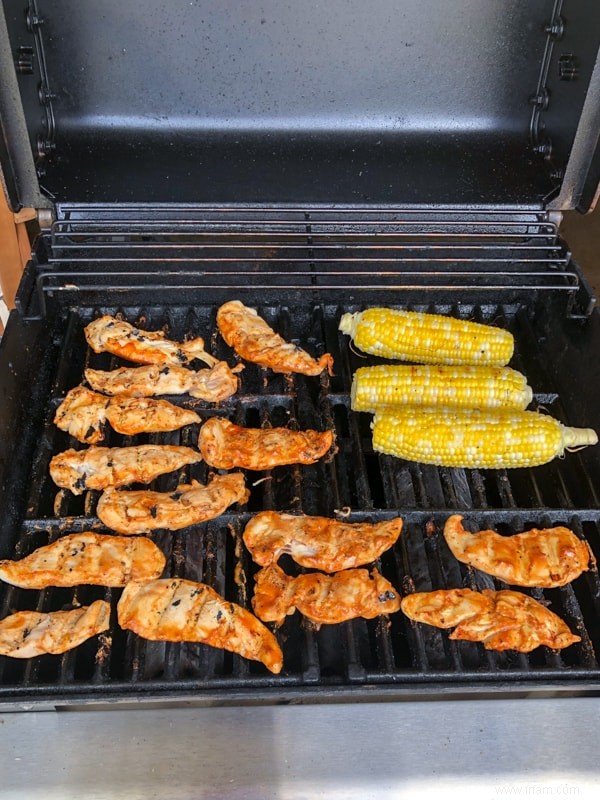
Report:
371,409,598,468
339,308,514,366
351,364,532,413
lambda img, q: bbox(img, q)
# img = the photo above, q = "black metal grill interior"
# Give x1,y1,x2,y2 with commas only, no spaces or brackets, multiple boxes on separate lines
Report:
2,207,600,707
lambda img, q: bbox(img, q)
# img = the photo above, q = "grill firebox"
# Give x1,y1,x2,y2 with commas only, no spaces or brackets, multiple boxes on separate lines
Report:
1,208,600,708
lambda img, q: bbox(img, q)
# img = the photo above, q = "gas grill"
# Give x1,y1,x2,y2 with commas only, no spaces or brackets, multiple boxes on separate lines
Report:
2,1,600,719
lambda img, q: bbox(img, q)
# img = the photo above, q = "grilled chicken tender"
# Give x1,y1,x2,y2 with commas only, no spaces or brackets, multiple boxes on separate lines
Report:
55,387,201,443
0,532,166,588
0,601,111,659
118,578,283,673
85,361,241,402
54,386,110,444
199,417,333,470
401,588,581,652
85,315,218,367
243,511,403,573
97,473,249,534
443,514,590,588
105,396,201,436
217,300,334,376
252,563,401,625
49,444,202,495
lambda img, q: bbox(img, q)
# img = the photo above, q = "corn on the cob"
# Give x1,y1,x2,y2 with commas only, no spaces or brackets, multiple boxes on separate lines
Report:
371,409,598,469
339,308,514,366
351,365,532,413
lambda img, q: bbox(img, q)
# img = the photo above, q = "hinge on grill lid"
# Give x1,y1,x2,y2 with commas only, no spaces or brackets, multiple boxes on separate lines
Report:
24,0,56,181
529,0,567,187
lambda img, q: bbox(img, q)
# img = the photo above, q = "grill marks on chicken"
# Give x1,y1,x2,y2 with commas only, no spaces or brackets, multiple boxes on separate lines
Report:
0,533,166,588
85,361,241,402
97,473,249,534
217,300,334,376
443,515,590,588
55,386,201,443
401,588,580,652
117,578,283,673
0,601,111,658
243,511,402,573
49,445,202,494
199,417,333,470
85,315,218,368
252,563,401,625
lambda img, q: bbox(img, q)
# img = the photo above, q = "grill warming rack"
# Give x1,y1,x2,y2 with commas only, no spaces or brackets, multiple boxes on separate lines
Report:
16,207,595,320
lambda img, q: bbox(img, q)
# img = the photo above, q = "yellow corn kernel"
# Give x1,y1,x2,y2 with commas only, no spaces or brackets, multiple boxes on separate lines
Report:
339,308,514,366
371,409,598,469
351,365,532,413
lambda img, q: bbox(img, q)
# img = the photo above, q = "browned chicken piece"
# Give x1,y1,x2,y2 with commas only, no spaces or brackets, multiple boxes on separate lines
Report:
85,315,218,367
443,514,590,588
401,588,580,652
118,578,283,674
97,472,249,534
0,532,165,588
0,600,111,659
243,511,402,573
105,396,201,436
199,417,333,470
55,387,201,444
252,563,401,626
400,588,491,628
54,386,110,444
217,300,334,376
85,361,241,402
49,444,202,495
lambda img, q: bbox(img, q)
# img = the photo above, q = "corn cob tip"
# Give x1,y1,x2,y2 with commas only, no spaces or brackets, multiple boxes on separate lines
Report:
339,313,357,337
561,426,598,450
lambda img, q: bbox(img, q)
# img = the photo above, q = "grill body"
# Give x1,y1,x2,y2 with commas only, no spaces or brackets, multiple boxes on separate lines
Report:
1,208,600,709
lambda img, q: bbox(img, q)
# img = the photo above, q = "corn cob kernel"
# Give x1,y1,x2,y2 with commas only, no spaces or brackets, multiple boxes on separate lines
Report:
339,308,514,366
351,365,532,413
371,409,598,469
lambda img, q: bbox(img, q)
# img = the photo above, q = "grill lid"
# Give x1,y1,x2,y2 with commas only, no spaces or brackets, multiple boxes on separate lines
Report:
1,0,600,210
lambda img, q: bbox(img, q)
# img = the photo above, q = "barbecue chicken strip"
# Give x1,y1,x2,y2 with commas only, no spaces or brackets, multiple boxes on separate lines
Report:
50,445,202,494
105,396,201,436
118,578,283,674
55,387,201,443
0,532,165,588
199,417,333,470
252,563,401,625
217,300,334,376
243,511,402,573
54,386,109,444
85,315,218,367
401,588,580,652
443,514,590,588
0,600,111,659
85,361,241,402
97,472,249,534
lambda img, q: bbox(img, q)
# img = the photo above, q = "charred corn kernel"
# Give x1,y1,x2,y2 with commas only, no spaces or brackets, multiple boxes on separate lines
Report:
371,409,598,469
351,365,532,413
339,308,514,366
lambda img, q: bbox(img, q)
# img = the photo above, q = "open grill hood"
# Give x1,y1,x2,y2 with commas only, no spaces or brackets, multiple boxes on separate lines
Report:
1,0,600,211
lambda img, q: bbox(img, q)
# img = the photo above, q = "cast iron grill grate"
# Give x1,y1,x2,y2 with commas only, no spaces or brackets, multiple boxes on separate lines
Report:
1,292,600,707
